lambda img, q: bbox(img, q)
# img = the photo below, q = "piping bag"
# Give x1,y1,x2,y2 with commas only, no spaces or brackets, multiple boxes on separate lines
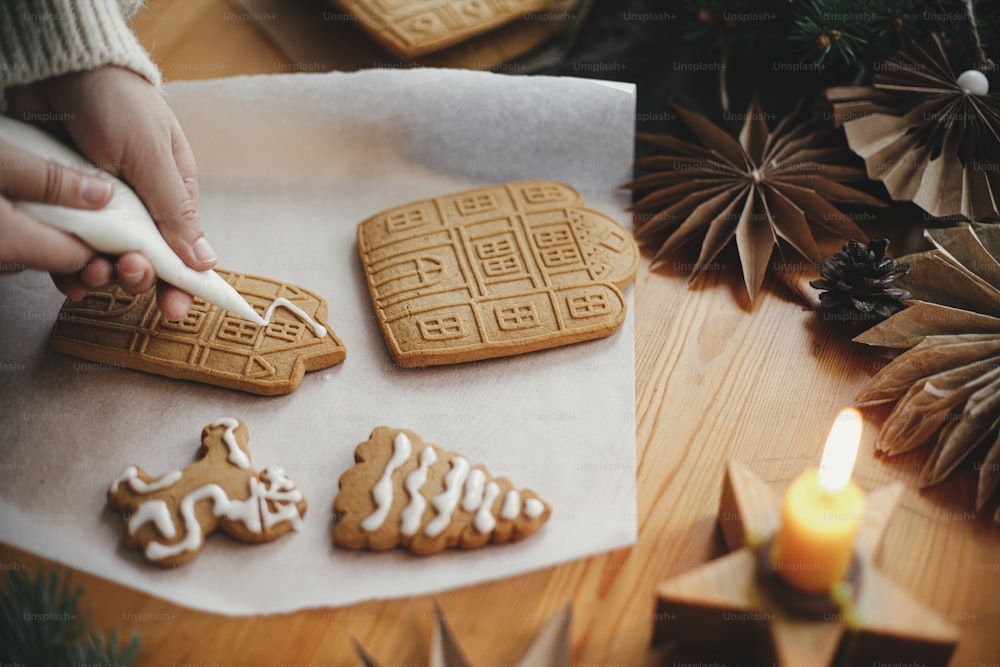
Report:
0,115,265,325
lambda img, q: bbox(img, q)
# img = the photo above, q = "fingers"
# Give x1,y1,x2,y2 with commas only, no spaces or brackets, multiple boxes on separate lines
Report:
123,118,217,272
50,256,114,299
114,251,157,294
0,139,113,208
50,273,88,301
156,283,194,321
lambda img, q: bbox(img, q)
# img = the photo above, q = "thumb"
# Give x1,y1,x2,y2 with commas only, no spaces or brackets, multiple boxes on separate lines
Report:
123,122,217,271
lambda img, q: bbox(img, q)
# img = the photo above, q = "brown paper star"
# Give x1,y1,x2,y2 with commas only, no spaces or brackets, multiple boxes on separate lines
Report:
624,99,883,303
654,461,958,666
828,36,1000,221
854,222,1000,518
353,601,571,666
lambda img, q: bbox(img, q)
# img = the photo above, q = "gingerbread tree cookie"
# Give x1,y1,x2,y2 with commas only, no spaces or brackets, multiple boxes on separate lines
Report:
333,427,550,555
107,418,308,567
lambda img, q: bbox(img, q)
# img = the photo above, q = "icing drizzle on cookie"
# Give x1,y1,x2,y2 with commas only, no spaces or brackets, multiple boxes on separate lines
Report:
360,431,412,532
359,431,546,537
128,469,304,562
401,446,437,536
524,498,545,519
425,456,470,538
261,297,327,338
110,466,182,495
474,481,502,533
211,418,250,469
461,469,486,513
500,490,521,521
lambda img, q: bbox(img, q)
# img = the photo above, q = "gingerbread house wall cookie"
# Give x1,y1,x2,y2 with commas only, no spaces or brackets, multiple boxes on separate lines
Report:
357,180,638,367
50,270,346,395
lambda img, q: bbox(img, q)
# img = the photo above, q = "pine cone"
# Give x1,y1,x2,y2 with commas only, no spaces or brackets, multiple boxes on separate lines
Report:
811,239,911,323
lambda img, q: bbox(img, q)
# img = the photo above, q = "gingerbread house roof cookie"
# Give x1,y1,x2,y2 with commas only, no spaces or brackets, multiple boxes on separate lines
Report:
357,180,638,367
51,270,346,395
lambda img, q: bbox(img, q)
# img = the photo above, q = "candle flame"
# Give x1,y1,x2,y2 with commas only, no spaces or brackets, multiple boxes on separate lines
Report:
818,408,863,493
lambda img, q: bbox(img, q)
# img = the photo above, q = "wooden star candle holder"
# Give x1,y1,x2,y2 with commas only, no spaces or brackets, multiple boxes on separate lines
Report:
653,461,959,666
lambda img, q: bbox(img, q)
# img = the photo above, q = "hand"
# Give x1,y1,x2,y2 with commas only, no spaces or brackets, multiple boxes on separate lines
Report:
5,67,217,320
0,137,114,299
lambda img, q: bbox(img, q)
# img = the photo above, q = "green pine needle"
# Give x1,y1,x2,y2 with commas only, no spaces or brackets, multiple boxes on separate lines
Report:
789,0,870,67
1,565,141,666
682,0,999,84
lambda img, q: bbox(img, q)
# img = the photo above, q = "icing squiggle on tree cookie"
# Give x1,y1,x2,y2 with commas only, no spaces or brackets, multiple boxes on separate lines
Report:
500,489,521,521
401,447,437,536
524,498,545,519
462,469,487,513
473,481,502,533
361,432,412,532
360,432,545,537
425,456,470,538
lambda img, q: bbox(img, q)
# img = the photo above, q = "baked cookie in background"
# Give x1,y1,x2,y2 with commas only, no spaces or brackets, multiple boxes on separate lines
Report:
334,426,551,555
328,0,554,60
357,180,638,367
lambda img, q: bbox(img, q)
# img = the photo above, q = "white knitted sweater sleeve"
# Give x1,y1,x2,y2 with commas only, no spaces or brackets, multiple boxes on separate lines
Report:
0,0,161,103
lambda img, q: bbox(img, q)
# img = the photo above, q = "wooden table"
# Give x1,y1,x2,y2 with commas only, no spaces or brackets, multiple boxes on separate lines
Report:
3,1,999,664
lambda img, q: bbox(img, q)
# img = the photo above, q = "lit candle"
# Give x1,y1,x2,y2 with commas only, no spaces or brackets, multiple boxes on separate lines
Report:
771,408,865,594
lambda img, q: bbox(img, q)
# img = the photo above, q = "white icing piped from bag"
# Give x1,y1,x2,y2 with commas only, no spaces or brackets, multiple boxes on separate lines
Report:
261,297,327,338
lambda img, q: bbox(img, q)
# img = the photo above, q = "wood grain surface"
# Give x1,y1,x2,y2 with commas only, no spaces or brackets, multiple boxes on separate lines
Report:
3,1,999,665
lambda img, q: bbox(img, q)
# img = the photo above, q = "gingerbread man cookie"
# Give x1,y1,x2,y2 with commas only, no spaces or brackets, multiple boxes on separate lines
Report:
333,426,550,555
107,418,308,567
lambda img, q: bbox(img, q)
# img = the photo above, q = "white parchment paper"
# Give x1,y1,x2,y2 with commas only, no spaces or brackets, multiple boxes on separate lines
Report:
0,69,637,615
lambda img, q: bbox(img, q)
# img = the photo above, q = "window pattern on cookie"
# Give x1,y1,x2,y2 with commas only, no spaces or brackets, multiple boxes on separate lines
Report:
568,291,611,319
357,180,638,367
418,315,465,341
50,270,346,395
496,302,540,331
385,208,427,233
455,192,497,216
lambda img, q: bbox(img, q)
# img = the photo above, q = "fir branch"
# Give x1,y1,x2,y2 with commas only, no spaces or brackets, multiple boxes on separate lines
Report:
789,0,870,68
1,565,140,666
